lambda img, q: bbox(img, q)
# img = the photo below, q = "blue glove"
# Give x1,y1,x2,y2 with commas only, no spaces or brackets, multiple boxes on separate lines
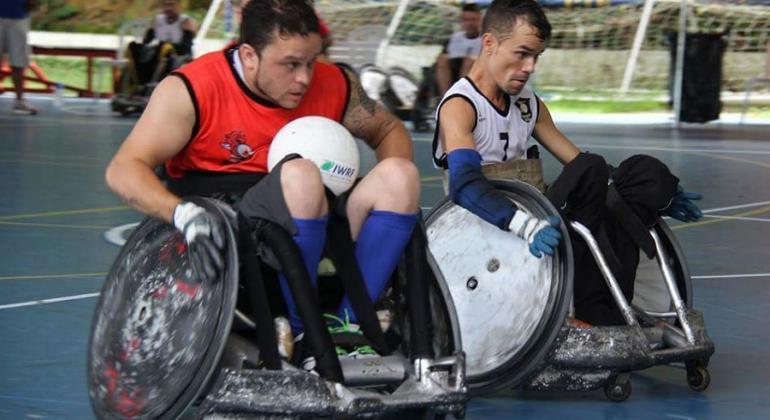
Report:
173,201,226,282
663,186,703,222
509,212,563,258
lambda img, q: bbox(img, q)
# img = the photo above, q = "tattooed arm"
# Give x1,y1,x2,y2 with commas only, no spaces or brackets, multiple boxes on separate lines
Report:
340,66,413,161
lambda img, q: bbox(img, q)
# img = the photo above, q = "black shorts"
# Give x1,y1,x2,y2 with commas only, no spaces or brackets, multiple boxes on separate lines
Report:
236,154,356,236
167,154,355,236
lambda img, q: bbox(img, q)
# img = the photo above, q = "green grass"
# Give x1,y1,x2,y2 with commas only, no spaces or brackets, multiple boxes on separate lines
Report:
729,106,770,118
2,56,115,95
543,98,667,113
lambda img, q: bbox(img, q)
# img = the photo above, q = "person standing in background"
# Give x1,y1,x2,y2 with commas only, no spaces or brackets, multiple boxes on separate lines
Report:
435,3,483,98
0,0,37,115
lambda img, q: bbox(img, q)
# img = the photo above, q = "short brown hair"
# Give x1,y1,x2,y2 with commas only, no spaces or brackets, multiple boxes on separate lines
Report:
482,0,551,42
240,0,321,53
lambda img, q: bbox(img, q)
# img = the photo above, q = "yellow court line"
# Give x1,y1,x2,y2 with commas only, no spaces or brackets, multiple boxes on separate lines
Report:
0,272,107,281
682,150,770,170
0,206,130,221
672,206,770,230
0,221,112,229
421,175,444,182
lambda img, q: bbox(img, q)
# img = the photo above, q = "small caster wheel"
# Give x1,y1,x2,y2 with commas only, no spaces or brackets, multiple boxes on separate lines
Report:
686,362,711,392
604,376,632,402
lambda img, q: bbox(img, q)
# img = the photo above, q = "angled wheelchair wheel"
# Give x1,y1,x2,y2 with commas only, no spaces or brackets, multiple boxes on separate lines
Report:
387,66,419,110
88,198,239,420
359,64,390,103
632,218,693,315
424,179,574,393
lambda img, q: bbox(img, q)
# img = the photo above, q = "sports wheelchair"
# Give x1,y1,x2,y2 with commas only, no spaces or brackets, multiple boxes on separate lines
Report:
422,161,714,401
88,197,467,419
111,40,192,116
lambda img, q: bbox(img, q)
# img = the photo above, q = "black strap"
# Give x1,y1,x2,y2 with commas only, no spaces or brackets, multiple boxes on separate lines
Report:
325,211,392,356
405,221,435,359
432,128,448,169
257,221,344,382
606,184,656,258
237,214,282,370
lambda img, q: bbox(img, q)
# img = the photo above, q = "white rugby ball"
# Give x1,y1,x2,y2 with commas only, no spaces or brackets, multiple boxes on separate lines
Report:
268,116,359,196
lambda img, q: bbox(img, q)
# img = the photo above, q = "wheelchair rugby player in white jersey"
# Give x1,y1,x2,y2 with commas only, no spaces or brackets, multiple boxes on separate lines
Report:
426,0,714,400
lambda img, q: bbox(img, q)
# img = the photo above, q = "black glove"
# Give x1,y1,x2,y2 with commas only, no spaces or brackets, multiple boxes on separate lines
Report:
173,202,225,282
663,186,703,222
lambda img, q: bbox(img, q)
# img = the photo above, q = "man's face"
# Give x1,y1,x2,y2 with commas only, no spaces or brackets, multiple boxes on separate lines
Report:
484,21,546,96
161,0,180,20
248,31,323,109
461,11,482,38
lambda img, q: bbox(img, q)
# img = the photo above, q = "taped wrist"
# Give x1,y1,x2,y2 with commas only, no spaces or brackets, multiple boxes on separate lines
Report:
446,148,517,230
508,211,548,242
173,201,209,242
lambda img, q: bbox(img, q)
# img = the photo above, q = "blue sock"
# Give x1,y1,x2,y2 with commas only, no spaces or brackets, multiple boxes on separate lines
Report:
339,210,419,323
279,217,328,335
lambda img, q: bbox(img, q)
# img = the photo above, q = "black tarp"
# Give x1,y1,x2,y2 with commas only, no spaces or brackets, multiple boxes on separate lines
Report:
669,33,727,123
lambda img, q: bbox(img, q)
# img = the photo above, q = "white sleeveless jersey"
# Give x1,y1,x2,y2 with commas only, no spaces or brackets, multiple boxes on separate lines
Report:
432,77,539,168
153,14,189,44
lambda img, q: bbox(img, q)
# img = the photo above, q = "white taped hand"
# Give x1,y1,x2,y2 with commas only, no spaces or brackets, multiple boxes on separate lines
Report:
173,202,225,282
508,210,563,258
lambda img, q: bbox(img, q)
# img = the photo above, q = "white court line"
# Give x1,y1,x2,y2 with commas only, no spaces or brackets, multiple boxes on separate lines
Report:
692,273,770,279
701,200,770,214
577,144,770,156
0,292,99,310
702,214,770,223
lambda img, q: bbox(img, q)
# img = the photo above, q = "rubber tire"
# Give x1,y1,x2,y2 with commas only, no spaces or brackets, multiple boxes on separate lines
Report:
604,376,632,402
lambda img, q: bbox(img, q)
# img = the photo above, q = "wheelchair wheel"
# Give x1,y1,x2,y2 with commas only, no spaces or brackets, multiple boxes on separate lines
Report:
387,66,419,110
358,64,389,103
88,198,239,419
632,218,693,317
389,257,457,362
424,179,574,393
686,360,711,392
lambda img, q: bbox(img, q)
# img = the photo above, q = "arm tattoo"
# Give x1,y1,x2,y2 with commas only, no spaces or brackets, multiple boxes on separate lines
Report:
354,81,377,117
342,66,400,150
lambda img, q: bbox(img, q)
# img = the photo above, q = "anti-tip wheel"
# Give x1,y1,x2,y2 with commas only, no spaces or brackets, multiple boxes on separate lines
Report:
604,376,632,402
686,363,711,392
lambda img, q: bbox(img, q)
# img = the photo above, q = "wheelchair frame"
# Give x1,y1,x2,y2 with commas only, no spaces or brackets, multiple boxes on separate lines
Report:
523,220,714,401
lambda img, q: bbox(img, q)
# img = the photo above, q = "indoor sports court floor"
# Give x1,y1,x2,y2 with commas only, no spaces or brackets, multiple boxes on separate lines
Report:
0,96,768,419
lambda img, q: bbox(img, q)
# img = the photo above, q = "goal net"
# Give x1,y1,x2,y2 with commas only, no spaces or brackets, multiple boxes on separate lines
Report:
536,0,770,99
314,0,770,101
196,0,770,106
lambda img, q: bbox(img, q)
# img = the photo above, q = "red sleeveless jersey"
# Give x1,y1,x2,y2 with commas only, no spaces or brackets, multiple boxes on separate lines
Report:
165,48,350,178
